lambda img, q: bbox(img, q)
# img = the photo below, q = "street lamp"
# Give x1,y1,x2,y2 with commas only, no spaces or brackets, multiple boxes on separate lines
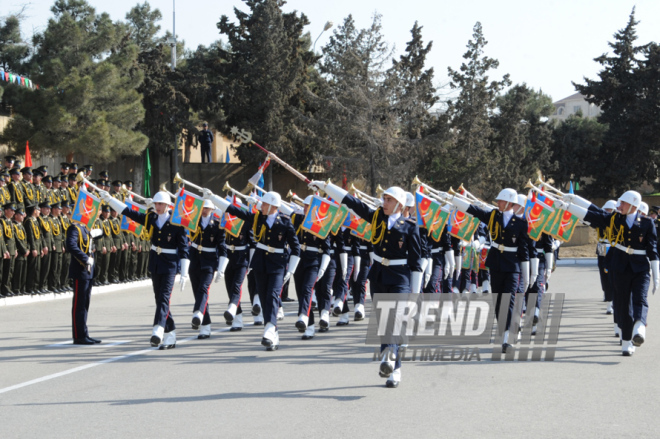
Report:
313,21,333,53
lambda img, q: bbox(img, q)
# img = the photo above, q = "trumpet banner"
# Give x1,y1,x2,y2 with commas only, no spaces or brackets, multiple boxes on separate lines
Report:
302,196,340,239
524,191,555,241
461,246,473,270
479,247,488,270
71,187,101,229
545,208,580,242
330,204,350,235
351,217,372,241
415,191,450,242
219,196,246,238
172,188,204,233
120,200,146,237
447,208,480,242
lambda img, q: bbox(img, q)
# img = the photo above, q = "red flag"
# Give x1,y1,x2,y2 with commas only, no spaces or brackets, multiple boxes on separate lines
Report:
25,141,32,167
342,165,347,189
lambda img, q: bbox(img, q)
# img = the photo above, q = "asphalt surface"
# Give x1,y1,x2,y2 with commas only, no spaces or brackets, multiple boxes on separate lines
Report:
1,266,658,438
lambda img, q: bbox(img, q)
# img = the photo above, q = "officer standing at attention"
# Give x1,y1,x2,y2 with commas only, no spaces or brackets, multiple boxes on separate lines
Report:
24,204,43,295
49,203,65,293
60,201,73,291
102,190,190,349
197,123,214,164
38,202,54,294
445,188,530,353
12,208,29,295
66,216,103,345
189,199,226,339
309,180,423,388
205,189,300,351
560,190,659,356
1,203,17,297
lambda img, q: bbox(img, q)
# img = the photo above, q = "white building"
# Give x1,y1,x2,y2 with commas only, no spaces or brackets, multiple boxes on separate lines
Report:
549,92,601,121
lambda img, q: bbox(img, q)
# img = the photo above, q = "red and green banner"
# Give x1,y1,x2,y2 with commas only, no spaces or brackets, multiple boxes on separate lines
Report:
172,188,204,233
302,195,340,239
351,217,373,242
447,208,480,242
331,204,350,235
220,196,246,238
71,187,101,229
524,191,555,241
461,246,473,270
545,208,580,242
479,247,489,270
121,200,146,237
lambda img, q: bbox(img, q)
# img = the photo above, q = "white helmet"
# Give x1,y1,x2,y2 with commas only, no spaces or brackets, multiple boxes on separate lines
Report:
261,191,282,208
618,190,641,208
203,199,215,209
382,186,407,207
153,191,173,206
495,188,518,204
404,192,415,208
639,201,649,215
303,195,313,205
515,194,527,207
602,200,617,211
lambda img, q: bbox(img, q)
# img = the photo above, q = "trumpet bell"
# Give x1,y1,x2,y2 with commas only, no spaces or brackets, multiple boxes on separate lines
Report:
448,187,457,196
75,171,86,183
223,181,232,193
411,175,423,186
525,180,534,189
159,182,168,192
376,185,385,196
286,190,295,199
173,173,184,184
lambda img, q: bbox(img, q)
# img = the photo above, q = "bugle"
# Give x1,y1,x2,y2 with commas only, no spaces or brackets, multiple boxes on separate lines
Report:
349,183,379,208
121,184,149,202
286,190,306,208
524,179,561,202
76,172,103,193
158,183,178,201
411,176,451,204
223,181,254,204
535,178,565,198
172,172,204,193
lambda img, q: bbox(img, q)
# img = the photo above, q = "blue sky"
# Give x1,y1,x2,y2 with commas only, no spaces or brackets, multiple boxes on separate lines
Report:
9,0,660,102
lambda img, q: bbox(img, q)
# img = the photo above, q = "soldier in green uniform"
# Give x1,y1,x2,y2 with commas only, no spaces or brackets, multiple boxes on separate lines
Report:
18,168,37,210
12,207,29,295
59,162,69,177
32,169,46,204
0,171,11,206
49,202,65,293
1,156,16,173
66,174,78,205
8,168,25,210
108,206,125,283
24,204,44,295
60,201,73,292
94,204,112,286
37,202,55,294
1,203,17,296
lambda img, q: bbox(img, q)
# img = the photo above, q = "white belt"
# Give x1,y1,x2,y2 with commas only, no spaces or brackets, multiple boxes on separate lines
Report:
372,254,407,267
328,249,334,255
614,244,646,255
431,248,443,254
227,245,247,252
342,246,353,252
151,245,177,255
598,239,609,244
300,244,322,253
359,246,369,251
491,243,517,253
191,243,217,253
256,242,285,254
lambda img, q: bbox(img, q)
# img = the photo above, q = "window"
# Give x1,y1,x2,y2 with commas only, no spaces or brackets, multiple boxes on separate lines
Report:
573,105,581,113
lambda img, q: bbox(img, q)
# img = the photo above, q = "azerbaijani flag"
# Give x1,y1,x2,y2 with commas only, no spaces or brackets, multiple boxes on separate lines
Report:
71,186,101,229
172,188,204,233
447,207,480,242
121,200,146,237
545,208,580,242
351,217,373,241
302,195,340,239
524,190,555,241
223,196,246,238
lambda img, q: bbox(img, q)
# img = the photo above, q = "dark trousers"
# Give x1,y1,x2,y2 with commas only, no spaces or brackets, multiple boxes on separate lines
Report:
13,256,26,293
294,264,318,324
611,266,650,340
26,253,41,292
97,251,110,283
190,267,213,325
424,259,444,294
152,273,176,332
371,279,409,371
479,270,490,289
49,251,63,290
224,264,247,315
490,271,519,331
598,256,614,302
39,252,51,290
281,279,290,300
253,269,284,326
61,252,71,287
248,270,257,303
334,255,354,313
316,259,336,313
352,256,370,305
525,258,546,311
72,277,92,339
2,254,14,294
201,144,212,163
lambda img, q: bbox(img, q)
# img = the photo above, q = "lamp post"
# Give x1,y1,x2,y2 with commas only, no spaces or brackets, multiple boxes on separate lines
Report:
312,21,333,53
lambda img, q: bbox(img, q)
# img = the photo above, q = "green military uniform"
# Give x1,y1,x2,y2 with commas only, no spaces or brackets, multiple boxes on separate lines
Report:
37,206,54,293
8,179,25,211
24,209,43,294
49,207,65,292
95,210,113,285
60,210,73,291
0,182,11,206
1,205,17,296
12,213,28,295
109,213,125,283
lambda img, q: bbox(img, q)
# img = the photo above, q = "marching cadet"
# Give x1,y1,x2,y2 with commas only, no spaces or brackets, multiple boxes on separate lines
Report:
314,227,340,332
290,196,331,340
1,203,17,297
351,238,372,320
67,213,103,345
596,200,617,318
218,203,256,331
561,191,658,356
108,206,125,284
205,189,300,351
24,204,44,295
60,201,73,292
94,205,113,286
49,203,65,293
102,190,190,349
332,226,359,326
309,180,423,388
189,199,226,338
444,188,530,353
37,202,54,294
12,207,29,295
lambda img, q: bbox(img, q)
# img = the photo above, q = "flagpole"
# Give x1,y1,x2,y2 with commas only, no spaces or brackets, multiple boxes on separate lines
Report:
250,141,311,184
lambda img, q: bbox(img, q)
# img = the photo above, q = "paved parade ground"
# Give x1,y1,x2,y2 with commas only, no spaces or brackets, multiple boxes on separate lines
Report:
1,265,659,438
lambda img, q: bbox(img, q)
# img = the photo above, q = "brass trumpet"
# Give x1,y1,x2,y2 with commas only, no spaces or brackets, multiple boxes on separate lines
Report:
173,172,204,193
411,176,451,204
223,181,253,203
158,182,178,201
535,177,565,198
121,184,149,202
286,190,306,207
525,179,561,202
349,183,380,207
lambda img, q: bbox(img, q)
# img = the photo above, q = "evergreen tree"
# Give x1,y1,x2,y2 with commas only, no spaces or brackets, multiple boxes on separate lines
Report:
0,13,30,74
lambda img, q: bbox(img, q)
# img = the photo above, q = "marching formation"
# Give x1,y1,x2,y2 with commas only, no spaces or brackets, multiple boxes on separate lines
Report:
18,142,656,388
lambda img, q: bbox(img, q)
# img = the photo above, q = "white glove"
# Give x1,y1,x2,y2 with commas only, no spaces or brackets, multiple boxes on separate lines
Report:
530,257,539,283
308,180,326,192
424,258,433,287
448,196,471,213
215,256,229,283
179,258,190,291
552,199,567,211
317,254,331,280
545,252,554,282
651,260,659,295
410,271,423,294
444,250,454,279
420,258,429,276
202,188,214,200
245,196,258,206
90,228,103,238
144,198,154,209
562,193,591,209
106,196,127,214
86,257,94,273
339,252,348,279
454,253,462,277
353,256,361,282
520,261,530,292
99,191,111,202
283,255,300,284
472,239,480,251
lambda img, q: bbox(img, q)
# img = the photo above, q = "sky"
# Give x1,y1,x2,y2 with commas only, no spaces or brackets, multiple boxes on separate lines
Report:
7,0,660,102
